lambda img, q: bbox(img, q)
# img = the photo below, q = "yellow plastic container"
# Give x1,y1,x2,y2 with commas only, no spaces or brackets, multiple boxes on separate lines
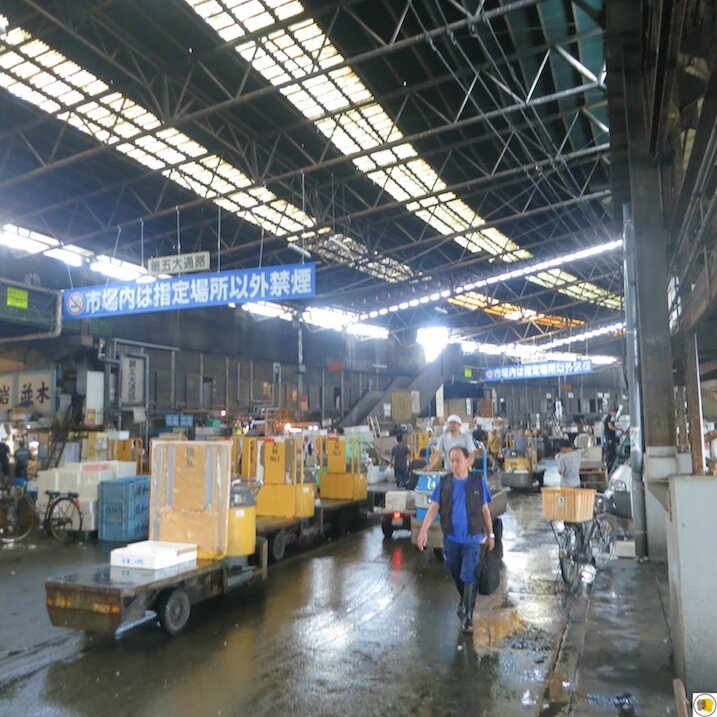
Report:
226,484,257,557
321,472,367,500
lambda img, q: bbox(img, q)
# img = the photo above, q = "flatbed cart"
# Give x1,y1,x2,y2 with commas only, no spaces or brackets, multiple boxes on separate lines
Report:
256,497,369,562
45,538,268,636
367,480,398,510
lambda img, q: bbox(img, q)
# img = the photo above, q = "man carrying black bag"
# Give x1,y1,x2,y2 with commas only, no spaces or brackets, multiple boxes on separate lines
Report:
417,446,495,634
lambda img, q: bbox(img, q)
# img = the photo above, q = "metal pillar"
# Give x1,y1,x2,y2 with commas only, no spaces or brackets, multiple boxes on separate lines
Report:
622,204,647,557
685,333,705,474
623,34,677,558
297,321,304,420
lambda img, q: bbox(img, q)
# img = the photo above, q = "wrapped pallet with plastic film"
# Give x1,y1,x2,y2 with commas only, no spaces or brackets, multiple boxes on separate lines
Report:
150,441,233,560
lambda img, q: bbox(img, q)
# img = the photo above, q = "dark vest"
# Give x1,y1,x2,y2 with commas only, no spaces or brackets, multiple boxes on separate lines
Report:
439,475,485,536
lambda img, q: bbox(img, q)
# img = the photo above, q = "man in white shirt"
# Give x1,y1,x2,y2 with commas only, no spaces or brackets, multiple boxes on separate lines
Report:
556,439,582,487
427,415,475,470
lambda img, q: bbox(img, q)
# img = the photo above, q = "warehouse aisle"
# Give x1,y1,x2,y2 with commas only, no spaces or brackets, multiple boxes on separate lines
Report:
0,488,672,717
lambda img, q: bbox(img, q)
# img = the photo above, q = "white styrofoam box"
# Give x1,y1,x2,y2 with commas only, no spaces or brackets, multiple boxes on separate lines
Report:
107,431,130,441
615,539,636,558
108,461,138,479
80,499,99,515
385,491,415,512
110,541,197,571
81,511,99,531
37,469,60,493
78,484,100,503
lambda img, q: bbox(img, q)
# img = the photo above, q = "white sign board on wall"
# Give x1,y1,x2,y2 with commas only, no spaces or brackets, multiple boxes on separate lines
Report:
120,356,146,406
0,370,56,416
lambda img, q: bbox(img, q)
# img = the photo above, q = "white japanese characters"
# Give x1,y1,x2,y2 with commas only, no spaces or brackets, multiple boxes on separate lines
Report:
484,360,592,381
63,264,315,319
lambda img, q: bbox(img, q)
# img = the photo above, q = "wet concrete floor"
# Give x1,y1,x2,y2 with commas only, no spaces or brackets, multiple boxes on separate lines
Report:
0,477,675,717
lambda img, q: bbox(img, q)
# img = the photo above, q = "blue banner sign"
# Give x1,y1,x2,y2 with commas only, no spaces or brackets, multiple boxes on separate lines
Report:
62,263,315,320
483,359,592,382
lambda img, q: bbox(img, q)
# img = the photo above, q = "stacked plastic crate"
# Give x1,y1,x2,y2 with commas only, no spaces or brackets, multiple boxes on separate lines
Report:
99,475,151,542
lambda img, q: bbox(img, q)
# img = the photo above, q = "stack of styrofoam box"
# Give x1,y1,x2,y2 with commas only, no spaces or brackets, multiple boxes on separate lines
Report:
35,460,137,532
385,490,415,512
110,541,197,571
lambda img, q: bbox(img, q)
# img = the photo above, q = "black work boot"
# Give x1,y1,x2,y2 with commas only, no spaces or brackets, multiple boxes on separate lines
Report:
454,578,465,617
461,583,477,634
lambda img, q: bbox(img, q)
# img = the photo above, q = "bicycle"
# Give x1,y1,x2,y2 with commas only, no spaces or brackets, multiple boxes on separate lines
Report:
553,493,616,589
0,488,83,544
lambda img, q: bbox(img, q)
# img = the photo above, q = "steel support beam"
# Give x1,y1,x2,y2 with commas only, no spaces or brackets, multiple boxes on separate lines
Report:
684,332,705,475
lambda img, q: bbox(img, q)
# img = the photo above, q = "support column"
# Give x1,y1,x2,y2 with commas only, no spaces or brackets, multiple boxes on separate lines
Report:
623,35,677,559
685,333,705,474
622,205,647,557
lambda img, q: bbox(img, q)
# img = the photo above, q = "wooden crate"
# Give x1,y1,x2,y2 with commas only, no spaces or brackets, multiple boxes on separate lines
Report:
541,487,595,522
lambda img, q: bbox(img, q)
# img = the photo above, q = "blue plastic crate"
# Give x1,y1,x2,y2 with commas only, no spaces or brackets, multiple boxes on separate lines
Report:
99,476,151,542
99,516,149,542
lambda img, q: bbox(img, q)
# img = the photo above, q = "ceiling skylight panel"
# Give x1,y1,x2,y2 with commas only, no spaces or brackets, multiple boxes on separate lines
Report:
272,0,303,21
206,11,235,32
193,1,223,20
0,52,22,70
353,155,377,173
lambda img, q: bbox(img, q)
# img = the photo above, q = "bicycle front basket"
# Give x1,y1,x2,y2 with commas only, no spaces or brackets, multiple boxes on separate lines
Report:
541,487,595,522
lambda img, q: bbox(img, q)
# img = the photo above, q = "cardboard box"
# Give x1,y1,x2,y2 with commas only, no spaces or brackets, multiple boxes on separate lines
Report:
150,441,232,560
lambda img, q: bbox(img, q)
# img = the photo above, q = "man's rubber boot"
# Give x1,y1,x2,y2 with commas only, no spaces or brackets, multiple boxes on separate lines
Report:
461,583,477,634
454,578,465,617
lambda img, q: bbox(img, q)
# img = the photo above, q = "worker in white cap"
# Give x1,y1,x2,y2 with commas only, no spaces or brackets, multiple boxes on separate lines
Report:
428,415,475,470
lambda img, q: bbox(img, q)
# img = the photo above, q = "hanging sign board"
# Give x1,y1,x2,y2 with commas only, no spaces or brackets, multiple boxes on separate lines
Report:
147,252,210,275
483,360,592,382
120,356,146,406
62,263,316,320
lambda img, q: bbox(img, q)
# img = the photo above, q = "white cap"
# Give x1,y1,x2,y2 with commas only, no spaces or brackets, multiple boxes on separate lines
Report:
446,414,462,425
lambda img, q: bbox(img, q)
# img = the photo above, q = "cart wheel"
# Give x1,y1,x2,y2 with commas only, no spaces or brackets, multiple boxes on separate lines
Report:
559,525,582,589
270,530,286,563
157,588,191,636
433,548,444,561
381,515,394,539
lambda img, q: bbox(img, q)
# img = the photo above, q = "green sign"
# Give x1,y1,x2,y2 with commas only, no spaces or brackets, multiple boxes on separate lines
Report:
7,287,28,309
464,368,473,378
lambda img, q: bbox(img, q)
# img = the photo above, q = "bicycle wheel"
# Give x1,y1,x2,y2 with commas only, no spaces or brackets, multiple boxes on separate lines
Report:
559,524,582,589
590,516,616,569
48,496,83,543
0,495,37,543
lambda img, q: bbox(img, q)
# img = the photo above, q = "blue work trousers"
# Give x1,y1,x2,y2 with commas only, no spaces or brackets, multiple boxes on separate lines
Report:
443,537,481,585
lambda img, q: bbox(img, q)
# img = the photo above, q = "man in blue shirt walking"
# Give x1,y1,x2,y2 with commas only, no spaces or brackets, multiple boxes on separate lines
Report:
417,446,495,634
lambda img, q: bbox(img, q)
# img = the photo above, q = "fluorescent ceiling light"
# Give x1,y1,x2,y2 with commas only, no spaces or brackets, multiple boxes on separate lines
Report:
43,246,84,266
90,255,146,281
328,236,352,253
1,223,58,254
538,321,626,350
287,242,311,259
